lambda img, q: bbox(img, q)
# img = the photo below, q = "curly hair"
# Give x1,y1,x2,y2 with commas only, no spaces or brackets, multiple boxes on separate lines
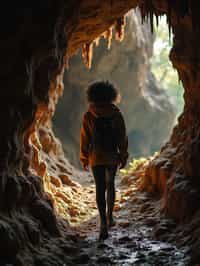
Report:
86,80,119,103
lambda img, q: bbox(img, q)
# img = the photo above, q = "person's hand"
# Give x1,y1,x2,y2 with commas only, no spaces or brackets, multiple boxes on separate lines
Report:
83,163,89,171
119,159,127,169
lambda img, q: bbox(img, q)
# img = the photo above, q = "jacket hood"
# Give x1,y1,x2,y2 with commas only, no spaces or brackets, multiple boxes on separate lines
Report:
88,103,120,118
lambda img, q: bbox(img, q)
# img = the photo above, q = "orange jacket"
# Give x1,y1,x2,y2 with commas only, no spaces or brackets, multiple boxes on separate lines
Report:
80,103,128,167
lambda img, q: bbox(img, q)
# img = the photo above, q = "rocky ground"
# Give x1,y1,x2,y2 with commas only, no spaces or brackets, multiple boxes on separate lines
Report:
60,170,191,266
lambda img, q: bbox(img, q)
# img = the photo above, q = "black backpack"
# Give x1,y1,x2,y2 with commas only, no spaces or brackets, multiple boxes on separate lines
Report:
91,115,118,152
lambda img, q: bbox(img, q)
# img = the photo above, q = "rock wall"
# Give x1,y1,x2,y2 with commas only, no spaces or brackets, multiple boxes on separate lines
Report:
138,2,200,262
53,11,176,167
0,1,137,264
137,0,200,222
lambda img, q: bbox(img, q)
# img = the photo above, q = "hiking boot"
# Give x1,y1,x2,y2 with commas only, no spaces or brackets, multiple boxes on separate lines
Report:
99,226,108,241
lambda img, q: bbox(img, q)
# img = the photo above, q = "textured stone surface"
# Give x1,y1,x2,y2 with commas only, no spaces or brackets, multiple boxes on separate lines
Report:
1,0,200,264
0,1,137,264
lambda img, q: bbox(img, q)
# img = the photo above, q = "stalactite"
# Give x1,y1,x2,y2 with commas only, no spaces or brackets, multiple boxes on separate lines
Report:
94,36,100,47
139,1,155,33
150,10,154,33
166,0,173,40
139,0,191,36
102,27,113,49
115,16,126,42
139,3,146,25
82,42,93,69
146,0,154,33
79,0,195,71
155,14,159,28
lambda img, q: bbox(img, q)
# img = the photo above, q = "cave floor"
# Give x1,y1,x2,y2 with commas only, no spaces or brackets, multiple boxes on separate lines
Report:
62,172,190,266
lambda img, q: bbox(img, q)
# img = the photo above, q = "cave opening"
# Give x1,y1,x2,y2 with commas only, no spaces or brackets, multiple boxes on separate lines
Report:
36,8,189,256
36,8,192,264
53,10,184,170
41,10,186,230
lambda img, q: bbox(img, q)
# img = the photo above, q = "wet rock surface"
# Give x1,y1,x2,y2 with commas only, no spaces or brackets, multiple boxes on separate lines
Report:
70,173,190,266
0,163,193,265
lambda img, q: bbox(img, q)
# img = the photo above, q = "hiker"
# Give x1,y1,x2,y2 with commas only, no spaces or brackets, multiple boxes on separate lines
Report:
80,80,128,240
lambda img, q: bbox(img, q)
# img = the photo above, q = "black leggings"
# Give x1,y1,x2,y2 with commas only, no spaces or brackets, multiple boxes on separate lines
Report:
92,165,118,227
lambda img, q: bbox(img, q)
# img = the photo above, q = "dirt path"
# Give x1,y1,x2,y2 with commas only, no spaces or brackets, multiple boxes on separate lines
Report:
66,172,190,265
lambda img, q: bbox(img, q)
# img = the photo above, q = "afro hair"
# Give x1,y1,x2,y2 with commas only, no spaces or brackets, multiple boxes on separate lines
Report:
86,80,119,103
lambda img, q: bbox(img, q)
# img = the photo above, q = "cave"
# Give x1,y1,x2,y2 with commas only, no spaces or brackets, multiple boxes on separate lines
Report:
1,1,200,265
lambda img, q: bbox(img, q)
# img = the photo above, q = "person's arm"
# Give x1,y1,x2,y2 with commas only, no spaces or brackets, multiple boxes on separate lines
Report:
116,112,129,168
80,113,90,169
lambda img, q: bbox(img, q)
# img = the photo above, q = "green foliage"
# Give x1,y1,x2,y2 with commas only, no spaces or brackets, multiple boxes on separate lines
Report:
151,16,184,116
120,157,146,175
120,152,159,175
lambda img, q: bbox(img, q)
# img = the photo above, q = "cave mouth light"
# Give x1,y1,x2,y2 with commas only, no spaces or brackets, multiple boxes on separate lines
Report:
53,11,184,170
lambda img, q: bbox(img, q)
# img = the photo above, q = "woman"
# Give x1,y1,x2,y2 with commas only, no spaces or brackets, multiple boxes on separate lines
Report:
80,80,128,240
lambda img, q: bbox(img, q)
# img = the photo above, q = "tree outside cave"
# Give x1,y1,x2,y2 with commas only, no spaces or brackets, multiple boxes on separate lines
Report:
151,16,184,117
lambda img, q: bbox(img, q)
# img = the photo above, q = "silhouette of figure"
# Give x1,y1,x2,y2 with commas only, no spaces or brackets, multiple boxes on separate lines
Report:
80,81,128,240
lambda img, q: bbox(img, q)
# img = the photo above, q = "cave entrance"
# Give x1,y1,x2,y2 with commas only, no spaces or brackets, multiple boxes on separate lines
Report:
53,10,184,170
47,10,184,227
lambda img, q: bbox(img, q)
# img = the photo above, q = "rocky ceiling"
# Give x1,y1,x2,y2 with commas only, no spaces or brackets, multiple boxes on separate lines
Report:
1,0,199,173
